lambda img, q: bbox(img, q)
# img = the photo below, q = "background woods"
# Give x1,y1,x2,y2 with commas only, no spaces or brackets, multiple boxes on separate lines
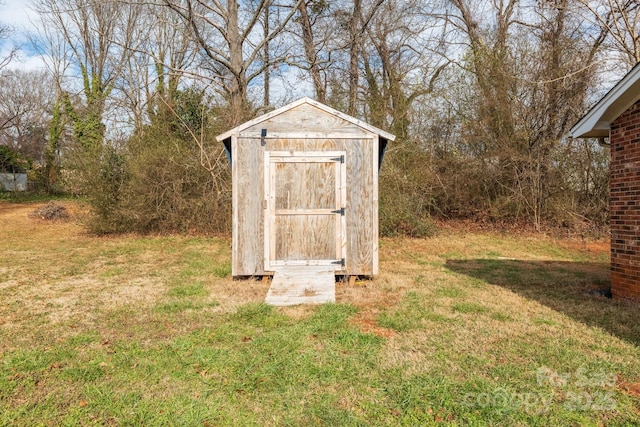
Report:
1,0,637,235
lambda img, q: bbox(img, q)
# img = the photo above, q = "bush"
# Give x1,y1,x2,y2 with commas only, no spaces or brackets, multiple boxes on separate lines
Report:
379,143,437,237
67,88,232,235
111,122,231,234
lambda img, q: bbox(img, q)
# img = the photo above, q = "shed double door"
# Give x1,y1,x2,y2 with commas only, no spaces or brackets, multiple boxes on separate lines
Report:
264,151,346,271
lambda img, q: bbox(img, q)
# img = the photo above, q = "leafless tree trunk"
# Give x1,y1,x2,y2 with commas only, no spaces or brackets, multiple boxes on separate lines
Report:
296,1,326,103
347,0,363,115
163,0,304,126
362,0,447,137
263,3,271,107
117,2,198,132
34,0,141,149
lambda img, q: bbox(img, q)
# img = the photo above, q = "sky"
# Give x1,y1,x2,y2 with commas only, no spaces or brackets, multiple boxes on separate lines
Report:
0,0,316,116
0,0,313,107
1,0,34,29
0,0,310,92
0,0,622,108
0,0,48,72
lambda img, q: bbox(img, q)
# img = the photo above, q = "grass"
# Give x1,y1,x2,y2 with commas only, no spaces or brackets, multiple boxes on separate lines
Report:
1,201,639,426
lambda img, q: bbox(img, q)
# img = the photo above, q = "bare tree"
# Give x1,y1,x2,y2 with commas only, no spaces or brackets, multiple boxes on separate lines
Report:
114,2,199,131
577,0,640,69
162,0,304,125
33,0,141,149
0,70,55,160
0,1,17,72
0,68,64,192
361,0,448,137
0,0,21,133
295,1,328,103
437,0,606,228
343,0,386,115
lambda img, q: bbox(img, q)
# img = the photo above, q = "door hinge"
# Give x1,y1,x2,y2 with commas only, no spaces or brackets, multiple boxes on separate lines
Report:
261,128,267,146
332,258,346,267
262,199,267,209
331,207,345,216
331,155,345,163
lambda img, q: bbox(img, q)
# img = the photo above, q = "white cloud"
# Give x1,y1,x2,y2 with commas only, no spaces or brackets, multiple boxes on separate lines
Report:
1,0,47,72
1,0,37,32
10,50,48,72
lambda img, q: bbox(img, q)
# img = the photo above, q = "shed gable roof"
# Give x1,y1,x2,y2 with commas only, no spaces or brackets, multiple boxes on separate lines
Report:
569,62,640,138
216,97,396,142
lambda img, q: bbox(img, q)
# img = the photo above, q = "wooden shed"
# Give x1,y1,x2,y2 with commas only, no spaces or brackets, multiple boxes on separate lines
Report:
216,97,395,279
569,62,640,301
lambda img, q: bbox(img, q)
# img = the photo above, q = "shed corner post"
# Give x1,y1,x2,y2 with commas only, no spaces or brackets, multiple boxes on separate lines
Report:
372,134,380,276
231,134,239,277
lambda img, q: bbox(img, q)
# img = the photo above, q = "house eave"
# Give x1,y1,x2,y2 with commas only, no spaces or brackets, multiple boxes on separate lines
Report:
569,122,611,139
569,62,640,139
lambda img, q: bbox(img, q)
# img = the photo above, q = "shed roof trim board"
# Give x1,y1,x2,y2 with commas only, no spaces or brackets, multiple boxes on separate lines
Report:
215,97,396,142
569,62,640,138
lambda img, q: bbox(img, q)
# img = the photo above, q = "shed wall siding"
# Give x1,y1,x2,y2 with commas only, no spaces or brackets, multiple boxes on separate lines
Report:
610,98,640,301
233,135,377,276
243,104,366,136
233,137,265,276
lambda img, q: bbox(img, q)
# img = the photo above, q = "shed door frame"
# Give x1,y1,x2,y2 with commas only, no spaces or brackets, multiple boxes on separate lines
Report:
264,150,347,271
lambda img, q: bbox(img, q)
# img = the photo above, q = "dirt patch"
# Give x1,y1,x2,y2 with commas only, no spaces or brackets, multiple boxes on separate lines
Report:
619,380,640,398
560,240,610,255
349,311,395,338
337,274,408,338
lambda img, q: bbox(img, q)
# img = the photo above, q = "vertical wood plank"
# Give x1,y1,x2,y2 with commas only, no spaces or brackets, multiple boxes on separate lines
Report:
236,138,265,275
345,137,375,275
231,135,238,276
372,136,380,275
269,153,276,269
334,157,342,263
339,153,347,265
263,151,271,271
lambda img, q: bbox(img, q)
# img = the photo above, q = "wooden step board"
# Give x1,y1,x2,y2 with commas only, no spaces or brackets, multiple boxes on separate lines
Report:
265,266,336,306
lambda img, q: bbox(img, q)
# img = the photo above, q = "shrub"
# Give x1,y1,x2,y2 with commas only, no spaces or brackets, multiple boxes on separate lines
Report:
112,122,231,234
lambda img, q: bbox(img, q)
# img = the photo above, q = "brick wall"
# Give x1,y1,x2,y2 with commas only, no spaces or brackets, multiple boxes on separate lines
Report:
610,99,640,301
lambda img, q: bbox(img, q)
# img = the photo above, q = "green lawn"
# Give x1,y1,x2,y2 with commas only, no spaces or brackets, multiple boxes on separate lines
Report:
1,202,638,426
